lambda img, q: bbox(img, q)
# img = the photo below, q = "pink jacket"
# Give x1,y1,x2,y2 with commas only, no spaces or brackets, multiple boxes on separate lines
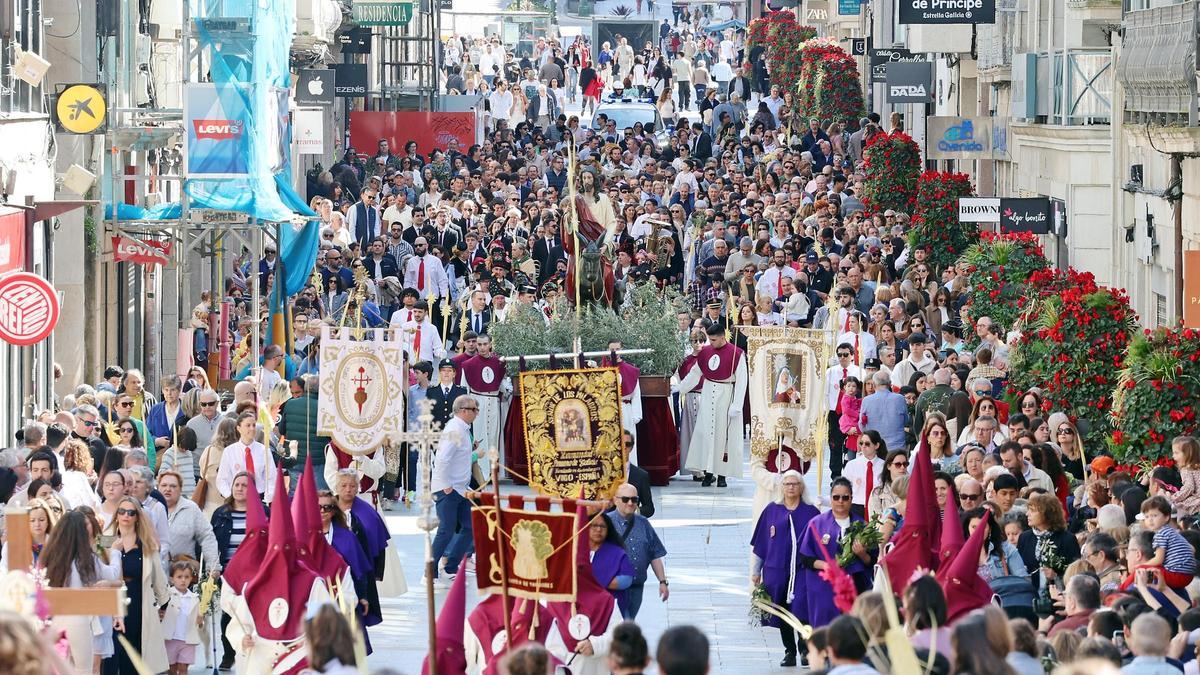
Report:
838,395,862,452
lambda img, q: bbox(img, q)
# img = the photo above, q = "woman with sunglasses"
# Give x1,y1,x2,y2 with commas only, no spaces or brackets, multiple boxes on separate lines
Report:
750,469,819,667
1054,419,1086,481
798,476,875,628
956,396,1009,447
106,496,169,674
317,490,373,625
869,450,910,520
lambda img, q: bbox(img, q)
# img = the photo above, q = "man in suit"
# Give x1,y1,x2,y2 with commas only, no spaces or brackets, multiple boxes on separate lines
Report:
345,188,382,248
622,430,655,518
689,123,713,161
454,289,493,342
429,211,461,252
532,229,565,287
426,360,467,428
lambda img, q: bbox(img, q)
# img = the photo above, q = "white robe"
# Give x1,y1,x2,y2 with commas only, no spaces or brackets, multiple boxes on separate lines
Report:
620,381,643,465
677,356,748,477
222,579,331,675
459,369,509,474
544,607,622,675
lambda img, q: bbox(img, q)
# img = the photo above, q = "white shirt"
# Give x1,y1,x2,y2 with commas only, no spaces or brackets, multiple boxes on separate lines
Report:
393,318,446,362
431,416,474,494
836,331,877,366
168,588,199,641
755,265,796,299
403,253,450,299
215,440,277,502
842,455,885,507
825,362,862,411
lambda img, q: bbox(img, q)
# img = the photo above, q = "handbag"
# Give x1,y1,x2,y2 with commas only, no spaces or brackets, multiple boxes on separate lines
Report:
990,551,1036,609
191,447,211,506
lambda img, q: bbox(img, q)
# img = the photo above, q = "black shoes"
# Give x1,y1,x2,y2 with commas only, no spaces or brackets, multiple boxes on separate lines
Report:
716,476,727,487
701,473,714,487
780,652,797,667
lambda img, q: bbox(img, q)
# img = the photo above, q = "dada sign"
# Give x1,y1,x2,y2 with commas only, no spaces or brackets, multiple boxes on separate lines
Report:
999,198,1052,234
886,61,933,103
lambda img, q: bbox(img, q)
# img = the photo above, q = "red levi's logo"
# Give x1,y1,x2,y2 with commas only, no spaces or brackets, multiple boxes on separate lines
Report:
193,119,244,140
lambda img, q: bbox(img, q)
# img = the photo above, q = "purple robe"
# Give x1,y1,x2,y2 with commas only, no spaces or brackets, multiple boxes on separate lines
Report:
751,502,820,626
348,498,389,629
590,542,635,617
330,522,380,653
797,510,872,628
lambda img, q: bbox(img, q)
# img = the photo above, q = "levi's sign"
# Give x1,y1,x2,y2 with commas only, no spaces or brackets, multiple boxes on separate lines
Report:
899,0,995,24
192,119,244,141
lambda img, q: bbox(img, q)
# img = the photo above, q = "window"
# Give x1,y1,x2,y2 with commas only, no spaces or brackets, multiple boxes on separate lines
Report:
0,0,45,114
1155,292,1168,327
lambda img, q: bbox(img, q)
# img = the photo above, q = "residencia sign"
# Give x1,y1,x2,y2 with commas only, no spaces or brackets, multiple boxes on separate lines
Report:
899,0,995,24
352,0,413,26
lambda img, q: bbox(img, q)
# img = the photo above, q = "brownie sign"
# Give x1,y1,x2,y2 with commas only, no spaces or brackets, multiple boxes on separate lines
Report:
999,198,1051,234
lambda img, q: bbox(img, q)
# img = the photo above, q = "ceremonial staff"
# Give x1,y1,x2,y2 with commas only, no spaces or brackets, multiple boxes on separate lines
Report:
392,398,444,675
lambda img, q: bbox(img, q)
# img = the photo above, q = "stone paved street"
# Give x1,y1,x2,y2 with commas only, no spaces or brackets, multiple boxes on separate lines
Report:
363,460,823,674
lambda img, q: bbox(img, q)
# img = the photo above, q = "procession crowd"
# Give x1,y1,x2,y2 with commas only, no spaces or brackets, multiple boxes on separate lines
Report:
2,10,1200,675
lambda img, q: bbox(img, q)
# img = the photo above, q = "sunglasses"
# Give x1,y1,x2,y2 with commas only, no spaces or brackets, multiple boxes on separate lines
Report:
117,508,138,516
119,427,135,433
837,352,852,358
892,461,909,468
617,496,640,504
960,493,982,500
200,401,218,407
117,401,133,408
320,504,338,512
461,406,479,412
83,420,99,428
1057,428,1075,435
830,494,852,502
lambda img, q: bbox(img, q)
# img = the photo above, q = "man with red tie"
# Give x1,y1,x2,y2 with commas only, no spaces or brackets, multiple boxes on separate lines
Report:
675,322,748,487
392,299,445,364
402,236,450,303
841,430,883,519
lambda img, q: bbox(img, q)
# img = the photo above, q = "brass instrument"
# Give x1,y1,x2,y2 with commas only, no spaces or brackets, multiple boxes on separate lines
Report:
645,218,673,271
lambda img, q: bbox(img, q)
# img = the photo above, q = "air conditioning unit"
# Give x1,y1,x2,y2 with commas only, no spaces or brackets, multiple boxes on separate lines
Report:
294,0,342,47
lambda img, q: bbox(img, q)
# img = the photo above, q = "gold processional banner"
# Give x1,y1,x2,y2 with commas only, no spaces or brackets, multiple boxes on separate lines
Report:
317,326,407,454
519,367,625,499
744,326,832,470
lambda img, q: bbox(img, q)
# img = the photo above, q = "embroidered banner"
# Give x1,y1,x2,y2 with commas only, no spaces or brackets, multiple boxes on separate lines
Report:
744,326,832,470
317,326,407,454
519,367,625,499
471,496,579,601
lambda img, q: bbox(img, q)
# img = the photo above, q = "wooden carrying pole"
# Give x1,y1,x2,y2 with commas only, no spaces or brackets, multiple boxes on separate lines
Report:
5,507,126,616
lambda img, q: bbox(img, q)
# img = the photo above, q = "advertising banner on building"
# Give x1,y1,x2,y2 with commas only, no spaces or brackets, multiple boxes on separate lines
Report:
926,116,993,160
184,83,252,177
958,197,1000,223
1185,250,1200,329
838,0,862,15
350,111,477,155
294,109,325,155
886,61,933,103
0,208,25,275
111,235,172,265
295,69,336,106
470,494,579,601
898,0,995,24
333,64,368,97
869,48,925,84
999,197,1052,234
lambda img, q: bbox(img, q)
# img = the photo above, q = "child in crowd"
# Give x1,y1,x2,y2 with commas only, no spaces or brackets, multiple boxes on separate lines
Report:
1169,435,1200,518
1138,495,1197,590
161,560,203,675
837,376,863,456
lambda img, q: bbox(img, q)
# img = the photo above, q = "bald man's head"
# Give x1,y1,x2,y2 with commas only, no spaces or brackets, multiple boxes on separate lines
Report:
614,483,640,516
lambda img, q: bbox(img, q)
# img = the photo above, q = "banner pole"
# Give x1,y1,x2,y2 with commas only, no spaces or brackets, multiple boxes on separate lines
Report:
490,456,514,652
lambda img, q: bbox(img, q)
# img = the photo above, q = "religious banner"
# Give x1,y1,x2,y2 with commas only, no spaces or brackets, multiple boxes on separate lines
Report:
519,367,625,499
471,495,579,601
317,326,407,454
744,326,831,471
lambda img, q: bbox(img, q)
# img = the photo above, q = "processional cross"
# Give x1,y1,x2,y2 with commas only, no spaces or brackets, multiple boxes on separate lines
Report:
390,398,446,675
3,506,127,616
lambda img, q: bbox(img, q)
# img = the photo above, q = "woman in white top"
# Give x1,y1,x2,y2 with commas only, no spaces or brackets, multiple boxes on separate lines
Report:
303,604,362,674
41,510,124,675
657,88,677,127
60,438,101,511
0,498,53,570
97,469,128,531
510,86,529,128
631,56,648,95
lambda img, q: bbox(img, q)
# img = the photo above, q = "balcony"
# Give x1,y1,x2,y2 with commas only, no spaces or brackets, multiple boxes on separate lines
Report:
1116,0,1198,123
1053,50,1112,124
977,0,1018,77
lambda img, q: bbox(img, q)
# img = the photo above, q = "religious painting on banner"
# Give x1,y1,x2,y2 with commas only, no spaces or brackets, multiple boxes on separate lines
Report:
317,325,407,454
519,367,625,499
744,326,830,471
471,494,579,601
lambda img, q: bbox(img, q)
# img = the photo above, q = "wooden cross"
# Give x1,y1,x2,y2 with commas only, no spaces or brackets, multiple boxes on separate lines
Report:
4,505,126,616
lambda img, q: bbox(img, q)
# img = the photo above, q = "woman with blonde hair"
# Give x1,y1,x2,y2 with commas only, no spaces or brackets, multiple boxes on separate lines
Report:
1051,417,1086,480
0,498,54,569
197,417,239,518
107,496,169,673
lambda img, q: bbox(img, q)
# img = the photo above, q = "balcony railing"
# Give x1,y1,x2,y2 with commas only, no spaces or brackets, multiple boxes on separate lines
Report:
977,0,1019,74
1116,0,1197,122
1053,50,1112,124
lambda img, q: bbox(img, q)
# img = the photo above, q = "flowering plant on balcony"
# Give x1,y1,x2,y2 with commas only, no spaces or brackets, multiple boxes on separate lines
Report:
908,171,975,275
860,132,921,216
1007,267,1138,446
1109,327,1200,462
959,231,1050,334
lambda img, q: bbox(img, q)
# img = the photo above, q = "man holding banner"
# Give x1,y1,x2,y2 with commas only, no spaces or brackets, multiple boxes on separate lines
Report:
675,322,748,487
